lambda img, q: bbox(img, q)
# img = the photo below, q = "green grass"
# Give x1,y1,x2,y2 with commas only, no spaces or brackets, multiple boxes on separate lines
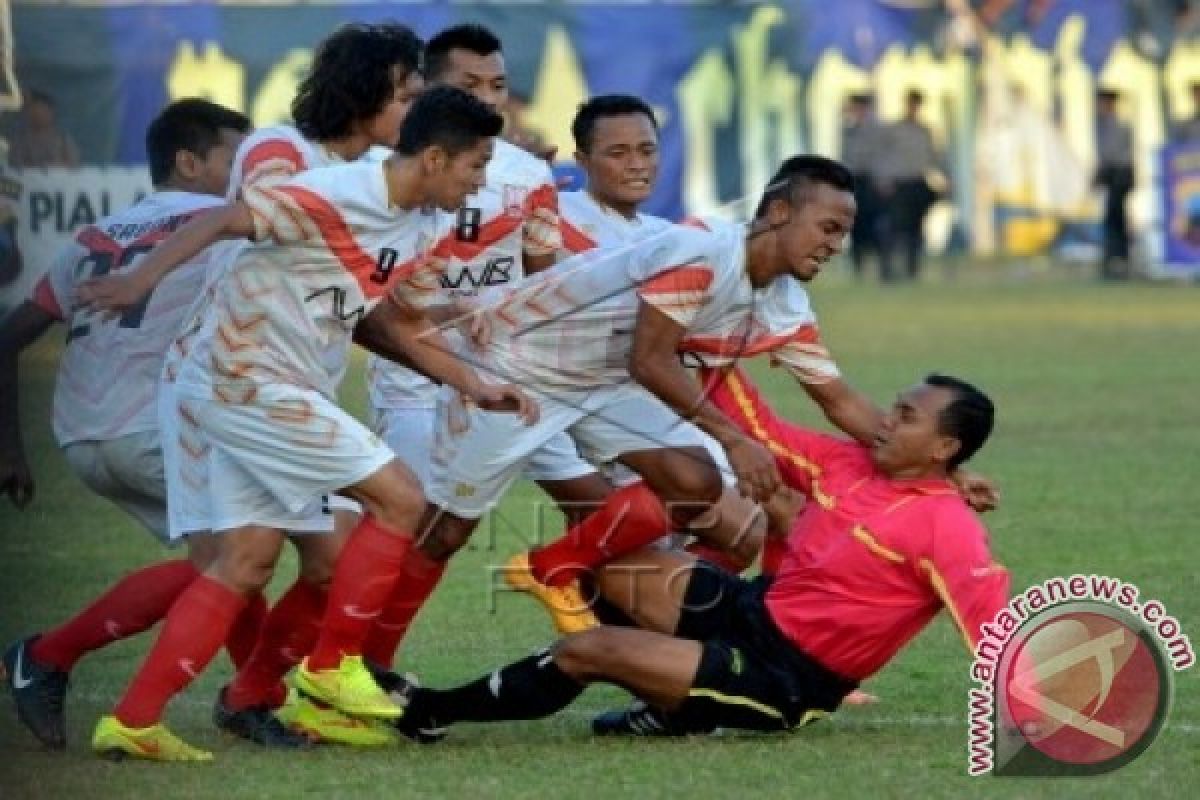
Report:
2,274,1198,798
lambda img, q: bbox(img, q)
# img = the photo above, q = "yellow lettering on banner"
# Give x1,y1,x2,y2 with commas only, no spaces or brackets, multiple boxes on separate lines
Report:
524,26,589,159
167,41,245,111
1054,16,1094,170
1164,40,1200,122
808,50,872,159
677,50,734,216
252,49,312,127
732,6,804,203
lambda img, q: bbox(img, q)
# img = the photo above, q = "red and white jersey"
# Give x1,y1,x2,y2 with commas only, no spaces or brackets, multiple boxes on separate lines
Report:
480,219,839,390
174,161,454,402
368,138,561,409
31,191,224,446
165,126,343,386
557,190,672,257
677,218,840,385
226,125,342,200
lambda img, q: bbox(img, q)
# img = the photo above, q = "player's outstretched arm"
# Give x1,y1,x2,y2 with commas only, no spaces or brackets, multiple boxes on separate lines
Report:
630,301,779,502
799,376,883,446
357,292,538,423
0,302,58,507
700,366,835,495
76,203,255,314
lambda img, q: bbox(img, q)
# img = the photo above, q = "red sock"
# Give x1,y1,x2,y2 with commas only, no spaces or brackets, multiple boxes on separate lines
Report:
761,536,788,576
225,579,326,711
528,482,669,587
360,549,447,670
225,591,267,670
30,560,198,672
685,542,746,575
114,575,246,728
307,516,413,671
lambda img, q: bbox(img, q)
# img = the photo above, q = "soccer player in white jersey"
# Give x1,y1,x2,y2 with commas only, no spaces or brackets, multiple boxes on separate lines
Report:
0,100,251,750
542,95,770,591
78,88,534,762
81,23,432,751
358,24,612,681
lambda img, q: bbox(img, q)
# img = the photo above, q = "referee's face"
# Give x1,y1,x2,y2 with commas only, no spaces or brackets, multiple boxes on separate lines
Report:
871,384,959,479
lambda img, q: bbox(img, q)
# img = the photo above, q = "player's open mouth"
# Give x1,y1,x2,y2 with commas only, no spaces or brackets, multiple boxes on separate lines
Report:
624,178,650,189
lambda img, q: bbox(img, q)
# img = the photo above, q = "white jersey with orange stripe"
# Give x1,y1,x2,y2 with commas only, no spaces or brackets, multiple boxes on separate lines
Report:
226,125,343,201
165,126,343,386
679,218,841,385
557,190,671,256
367,138,561,409
30,191,224,446
479,218,839,392
174,161,453,402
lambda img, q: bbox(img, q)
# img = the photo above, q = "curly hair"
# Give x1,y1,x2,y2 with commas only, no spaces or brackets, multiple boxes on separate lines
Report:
292,22,423,141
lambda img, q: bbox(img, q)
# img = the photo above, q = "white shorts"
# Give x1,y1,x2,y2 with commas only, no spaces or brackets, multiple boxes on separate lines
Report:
163,381,384,538
63,430,170,544
372,405,596,490
428,383,707,518
602,428,734,489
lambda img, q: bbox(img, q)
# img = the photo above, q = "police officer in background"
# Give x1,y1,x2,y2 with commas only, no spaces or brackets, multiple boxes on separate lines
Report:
840,93,884,279
1094,88,1135,281
876,90,941,283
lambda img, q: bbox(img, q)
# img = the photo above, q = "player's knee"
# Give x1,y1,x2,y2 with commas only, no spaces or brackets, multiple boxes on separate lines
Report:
367,477,426,533
214,532,283,593
552,628,620,680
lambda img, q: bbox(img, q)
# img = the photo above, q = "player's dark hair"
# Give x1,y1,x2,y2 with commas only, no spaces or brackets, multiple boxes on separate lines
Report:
396,86,503,157
146,98,251,187
925,374,995,470
753,155,854,219
572,94,658,153
291,22,423,141
425,24,502,80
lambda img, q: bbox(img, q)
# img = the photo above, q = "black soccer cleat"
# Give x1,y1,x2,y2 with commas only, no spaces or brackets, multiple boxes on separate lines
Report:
364,661,419,708
591,702,697,737
213,687,315,749
2,635,69,749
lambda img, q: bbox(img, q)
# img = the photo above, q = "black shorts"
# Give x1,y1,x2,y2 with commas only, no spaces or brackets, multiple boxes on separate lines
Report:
673,564,857,732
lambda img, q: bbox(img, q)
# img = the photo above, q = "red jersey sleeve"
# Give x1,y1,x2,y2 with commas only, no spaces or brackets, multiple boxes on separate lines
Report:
701,366,848,496
917,504,1010,652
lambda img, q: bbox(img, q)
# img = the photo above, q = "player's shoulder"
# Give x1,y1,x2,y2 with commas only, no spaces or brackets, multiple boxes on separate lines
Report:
82,191,222,239
488,139,553,187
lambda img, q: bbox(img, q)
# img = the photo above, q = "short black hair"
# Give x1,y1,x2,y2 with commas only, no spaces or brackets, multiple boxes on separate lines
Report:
572,94,658,153
753,155,855,218
145,98,251,186
292,22,423,141
925,374,995,470
28,89,54,107
396,86,504,157
425,24,502,81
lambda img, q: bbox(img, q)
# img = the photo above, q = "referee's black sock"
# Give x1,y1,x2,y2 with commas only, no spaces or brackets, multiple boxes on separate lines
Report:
410,649,585,728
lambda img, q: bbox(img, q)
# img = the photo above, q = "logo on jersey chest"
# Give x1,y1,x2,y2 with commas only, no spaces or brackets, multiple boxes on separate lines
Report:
502,184,528,218
441,256,515,291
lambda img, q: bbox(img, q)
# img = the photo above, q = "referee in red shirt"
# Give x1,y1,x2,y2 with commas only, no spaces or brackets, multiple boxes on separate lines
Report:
395,367,1009,740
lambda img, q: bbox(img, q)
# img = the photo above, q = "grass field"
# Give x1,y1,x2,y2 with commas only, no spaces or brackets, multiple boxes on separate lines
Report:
1,273,1198,799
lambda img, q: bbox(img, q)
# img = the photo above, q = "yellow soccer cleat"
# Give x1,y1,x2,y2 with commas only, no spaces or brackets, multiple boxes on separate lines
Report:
294,655,404,720
91,715,213,762
277,691,396,747
504,553,600,635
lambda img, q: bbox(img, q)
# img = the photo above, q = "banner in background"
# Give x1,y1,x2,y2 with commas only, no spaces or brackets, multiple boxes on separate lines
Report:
1160,142,1200,277
0,167,152,314
6,1,1200,259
